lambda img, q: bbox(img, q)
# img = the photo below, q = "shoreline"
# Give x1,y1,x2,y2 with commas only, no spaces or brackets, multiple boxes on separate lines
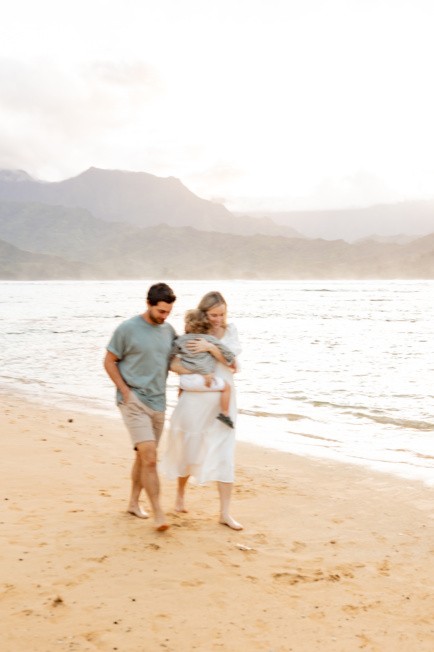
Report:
2,382,433,490
3,392,434,651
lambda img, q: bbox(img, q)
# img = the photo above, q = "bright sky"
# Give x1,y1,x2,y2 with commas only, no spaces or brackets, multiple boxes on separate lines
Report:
1,0,434,211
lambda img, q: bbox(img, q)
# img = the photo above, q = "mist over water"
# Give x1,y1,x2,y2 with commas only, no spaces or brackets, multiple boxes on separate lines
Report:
1,280,433,485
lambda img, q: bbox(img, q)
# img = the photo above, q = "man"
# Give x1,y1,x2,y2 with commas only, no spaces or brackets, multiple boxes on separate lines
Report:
104,282,177,531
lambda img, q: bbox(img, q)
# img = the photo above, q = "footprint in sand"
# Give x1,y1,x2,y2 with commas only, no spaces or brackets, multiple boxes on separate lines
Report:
335,562,364,578
377,559,391,576
145,543,160,550
273,570,341,585
273,571,311,585
342,600,381,614
50,596,64,607
355,633,374,648
180,580,204,587
291,541,307,553
309,608,326,620
1,583,15,597
87,555,108,563
234,486,256,497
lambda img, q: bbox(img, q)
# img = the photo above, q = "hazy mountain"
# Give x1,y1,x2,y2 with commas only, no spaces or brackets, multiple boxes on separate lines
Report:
0,170,34,183
0,167,302,239
0,238,97,279
0,201,130,260
355,234,418,245
1,201,434,279
2,167,433,244
243,201,434,242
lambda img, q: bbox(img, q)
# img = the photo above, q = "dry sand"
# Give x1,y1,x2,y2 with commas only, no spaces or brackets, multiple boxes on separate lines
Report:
2,392,434,651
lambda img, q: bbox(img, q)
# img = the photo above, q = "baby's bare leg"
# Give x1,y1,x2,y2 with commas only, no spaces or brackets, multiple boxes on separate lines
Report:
216,382,235,428
220,382,231,415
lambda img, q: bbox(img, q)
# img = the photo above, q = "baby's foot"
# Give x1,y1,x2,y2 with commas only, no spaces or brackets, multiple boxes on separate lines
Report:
216,413,234,428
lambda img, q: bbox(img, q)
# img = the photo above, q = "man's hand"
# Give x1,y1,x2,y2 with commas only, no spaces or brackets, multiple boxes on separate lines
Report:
104,351,132,401
121,387,131,403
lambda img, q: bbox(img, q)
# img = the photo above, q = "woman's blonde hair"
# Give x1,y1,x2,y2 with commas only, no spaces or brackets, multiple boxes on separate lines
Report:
197,291,227,328
184,309,211,334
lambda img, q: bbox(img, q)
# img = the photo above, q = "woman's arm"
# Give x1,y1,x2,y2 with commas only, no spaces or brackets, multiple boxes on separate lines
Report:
185,338,231,366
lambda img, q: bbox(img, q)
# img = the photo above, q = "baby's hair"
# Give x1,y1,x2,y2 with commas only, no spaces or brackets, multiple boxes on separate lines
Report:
184,308,211,334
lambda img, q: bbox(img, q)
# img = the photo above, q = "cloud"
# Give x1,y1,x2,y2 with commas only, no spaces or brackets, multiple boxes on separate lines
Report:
0,57,164,178
183,164,246,203
85,60,162,93
307,172,396,210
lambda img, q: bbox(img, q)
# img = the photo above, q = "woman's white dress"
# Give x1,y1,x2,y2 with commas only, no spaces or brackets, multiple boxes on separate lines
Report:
160,323,241,484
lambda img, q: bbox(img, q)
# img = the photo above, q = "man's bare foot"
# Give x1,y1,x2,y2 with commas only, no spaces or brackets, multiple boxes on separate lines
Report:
127,506,149,519
175,495,188,513
219,515,243,530
154,510,169,531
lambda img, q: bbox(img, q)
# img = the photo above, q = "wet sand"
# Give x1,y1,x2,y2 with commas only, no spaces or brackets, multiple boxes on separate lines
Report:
2,392,434,651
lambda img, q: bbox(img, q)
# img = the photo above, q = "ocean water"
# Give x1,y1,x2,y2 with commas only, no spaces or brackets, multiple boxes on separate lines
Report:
1,279,433,485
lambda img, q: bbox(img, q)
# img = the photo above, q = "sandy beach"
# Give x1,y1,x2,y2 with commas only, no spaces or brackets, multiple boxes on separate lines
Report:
2,392,433,651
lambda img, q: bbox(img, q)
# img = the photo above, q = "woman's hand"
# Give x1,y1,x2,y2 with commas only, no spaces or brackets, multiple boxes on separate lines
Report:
186,338,232,367
185,338,211,353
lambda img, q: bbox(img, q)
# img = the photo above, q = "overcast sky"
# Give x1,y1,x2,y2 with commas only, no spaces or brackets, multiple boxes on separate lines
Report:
1,0,433,211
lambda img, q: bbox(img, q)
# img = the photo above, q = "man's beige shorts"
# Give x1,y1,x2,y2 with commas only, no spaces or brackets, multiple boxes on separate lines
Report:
118,391,165,449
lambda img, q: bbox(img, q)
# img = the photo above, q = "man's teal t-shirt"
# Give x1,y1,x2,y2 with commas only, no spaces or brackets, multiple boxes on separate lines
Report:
107,315,176,411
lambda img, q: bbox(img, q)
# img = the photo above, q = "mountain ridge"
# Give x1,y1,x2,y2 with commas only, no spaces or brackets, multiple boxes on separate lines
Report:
243,200,434,241
0,167,433,279
1,200,434,279
0,167,302,239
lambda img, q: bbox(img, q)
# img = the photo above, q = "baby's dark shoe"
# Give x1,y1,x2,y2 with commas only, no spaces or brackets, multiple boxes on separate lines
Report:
217,413,234,428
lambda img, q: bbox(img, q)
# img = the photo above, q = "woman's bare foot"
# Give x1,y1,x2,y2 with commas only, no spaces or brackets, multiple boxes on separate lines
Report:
219,515,243,530
127,505,149,519
175,494,188,513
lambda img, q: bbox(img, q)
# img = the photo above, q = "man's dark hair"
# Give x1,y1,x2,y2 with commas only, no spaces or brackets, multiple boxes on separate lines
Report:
147,282,177,306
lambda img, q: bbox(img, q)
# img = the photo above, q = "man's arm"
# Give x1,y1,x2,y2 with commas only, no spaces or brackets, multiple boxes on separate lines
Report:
104,350,130,403
170,357,213,387
170,357,194,375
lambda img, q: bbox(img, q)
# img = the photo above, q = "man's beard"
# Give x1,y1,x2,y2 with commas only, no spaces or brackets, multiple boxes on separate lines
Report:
148,312,163,325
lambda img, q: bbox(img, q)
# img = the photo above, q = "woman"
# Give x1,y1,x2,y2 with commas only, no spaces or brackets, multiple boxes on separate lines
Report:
161,291,243,530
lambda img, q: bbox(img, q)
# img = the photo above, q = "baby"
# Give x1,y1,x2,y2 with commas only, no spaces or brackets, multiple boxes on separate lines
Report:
172,309,235,428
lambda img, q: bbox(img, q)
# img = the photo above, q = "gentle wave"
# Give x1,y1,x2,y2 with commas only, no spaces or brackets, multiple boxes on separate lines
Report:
238,409,305,421
352,412,434,431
